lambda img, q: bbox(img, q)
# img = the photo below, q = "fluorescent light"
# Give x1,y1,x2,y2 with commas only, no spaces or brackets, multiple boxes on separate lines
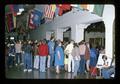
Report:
71,4,78,7
10,37,14,40
17,12,21,15
19,8,24,13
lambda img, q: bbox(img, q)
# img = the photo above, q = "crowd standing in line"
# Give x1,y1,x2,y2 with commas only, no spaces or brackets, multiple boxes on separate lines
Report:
5,37,114,79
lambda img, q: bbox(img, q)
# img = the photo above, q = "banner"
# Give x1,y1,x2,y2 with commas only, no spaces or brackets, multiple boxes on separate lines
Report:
6,13,14,32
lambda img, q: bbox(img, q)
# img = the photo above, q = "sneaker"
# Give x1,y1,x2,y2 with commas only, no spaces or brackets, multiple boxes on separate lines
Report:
23,69,27,72
15,64,18,66
20,63,23,65
28,69,32,72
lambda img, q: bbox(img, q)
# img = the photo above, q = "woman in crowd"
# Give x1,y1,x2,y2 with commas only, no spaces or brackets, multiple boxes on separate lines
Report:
54,40,64,74
64,41,69,72
78,40,86,75
15,40,22,66
64,40,74,73
84,42,90,73
89,45,97,76
71,43,81,78
38,39,48,72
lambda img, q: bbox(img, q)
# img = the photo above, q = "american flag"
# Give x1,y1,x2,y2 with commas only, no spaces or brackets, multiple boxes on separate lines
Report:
44,5,56,19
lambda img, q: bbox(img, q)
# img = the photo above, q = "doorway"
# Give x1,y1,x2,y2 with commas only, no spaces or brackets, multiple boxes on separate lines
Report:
84,21,105,48
63,27,71,42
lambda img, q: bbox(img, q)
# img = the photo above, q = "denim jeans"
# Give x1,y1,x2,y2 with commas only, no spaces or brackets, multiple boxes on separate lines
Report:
50,53,54,67
24,53,32,69
7,56,14,67
40,56,46,72
73,60,80,77
16,53,22,64
102,66,115,79
78,55,86,74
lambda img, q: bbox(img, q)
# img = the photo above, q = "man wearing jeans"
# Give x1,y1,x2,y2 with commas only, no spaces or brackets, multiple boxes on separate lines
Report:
47,37,55,68
22,40,32,72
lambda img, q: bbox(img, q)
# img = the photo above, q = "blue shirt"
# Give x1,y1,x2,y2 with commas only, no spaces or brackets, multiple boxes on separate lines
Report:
48,41,55,54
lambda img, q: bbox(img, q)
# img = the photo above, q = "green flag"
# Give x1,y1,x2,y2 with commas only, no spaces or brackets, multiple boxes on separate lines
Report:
93,5,104,16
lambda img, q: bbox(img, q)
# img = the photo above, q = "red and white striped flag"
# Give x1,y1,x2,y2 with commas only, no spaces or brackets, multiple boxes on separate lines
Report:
44,5,55,19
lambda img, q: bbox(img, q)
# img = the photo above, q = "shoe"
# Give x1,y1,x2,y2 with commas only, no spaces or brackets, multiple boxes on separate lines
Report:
28,69,32,72
15,64,18,66
68,71,71,73
23,69,27,72
20,63,23,65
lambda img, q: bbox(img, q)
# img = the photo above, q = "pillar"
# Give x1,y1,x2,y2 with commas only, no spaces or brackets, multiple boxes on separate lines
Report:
56,28,63,41
103,5,115,58
71,24,90,43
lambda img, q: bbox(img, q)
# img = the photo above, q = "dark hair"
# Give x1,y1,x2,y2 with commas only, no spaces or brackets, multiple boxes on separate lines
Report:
79,40,84,45
102,55,107,60
57,39,61,45
73,43,78,48
50,37,54,40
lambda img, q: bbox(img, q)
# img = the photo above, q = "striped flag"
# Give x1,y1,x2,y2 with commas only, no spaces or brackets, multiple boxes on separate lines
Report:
44,4,56,19
13,15,16,28
9,5,19,16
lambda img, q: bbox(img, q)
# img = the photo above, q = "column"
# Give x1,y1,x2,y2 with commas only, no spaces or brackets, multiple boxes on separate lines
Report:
56,28,63,41
103,5,115,58
71,24,90,43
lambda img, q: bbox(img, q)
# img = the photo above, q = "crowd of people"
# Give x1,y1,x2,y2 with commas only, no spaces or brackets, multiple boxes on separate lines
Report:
6,36,112,79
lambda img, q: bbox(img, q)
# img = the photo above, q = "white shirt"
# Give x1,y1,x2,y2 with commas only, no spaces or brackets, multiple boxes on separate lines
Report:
65,43,74,54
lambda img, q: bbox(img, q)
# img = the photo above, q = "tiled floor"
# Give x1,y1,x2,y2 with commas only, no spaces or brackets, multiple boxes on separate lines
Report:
5,65,102,79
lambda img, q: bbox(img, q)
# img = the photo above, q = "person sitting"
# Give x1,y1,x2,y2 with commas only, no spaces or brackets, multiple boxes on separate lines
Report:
101,55,115,79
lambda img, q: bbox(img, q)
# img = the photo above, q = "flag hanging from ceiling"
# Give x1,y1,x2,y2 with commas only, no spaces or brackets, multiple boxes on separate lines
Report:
13,15,16,28
57,4,71,16
28,10,43,29
28,11,36,29
93,5,104,16
6,13,14,32
33,10,43,27
9,5,19,16
80,4,89,10
44,4,56,23
55,5,59,17
5,16,9,32
44,4,56,19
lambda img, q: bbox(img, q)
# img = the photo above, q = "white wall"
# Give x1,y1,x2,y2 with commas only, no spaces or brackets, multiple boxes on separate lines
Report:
103,5,115,58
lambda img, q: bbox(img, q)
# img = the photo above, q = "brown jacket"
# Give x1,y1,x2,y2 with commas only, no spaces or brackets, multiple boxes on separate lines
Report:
84,45,90,60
